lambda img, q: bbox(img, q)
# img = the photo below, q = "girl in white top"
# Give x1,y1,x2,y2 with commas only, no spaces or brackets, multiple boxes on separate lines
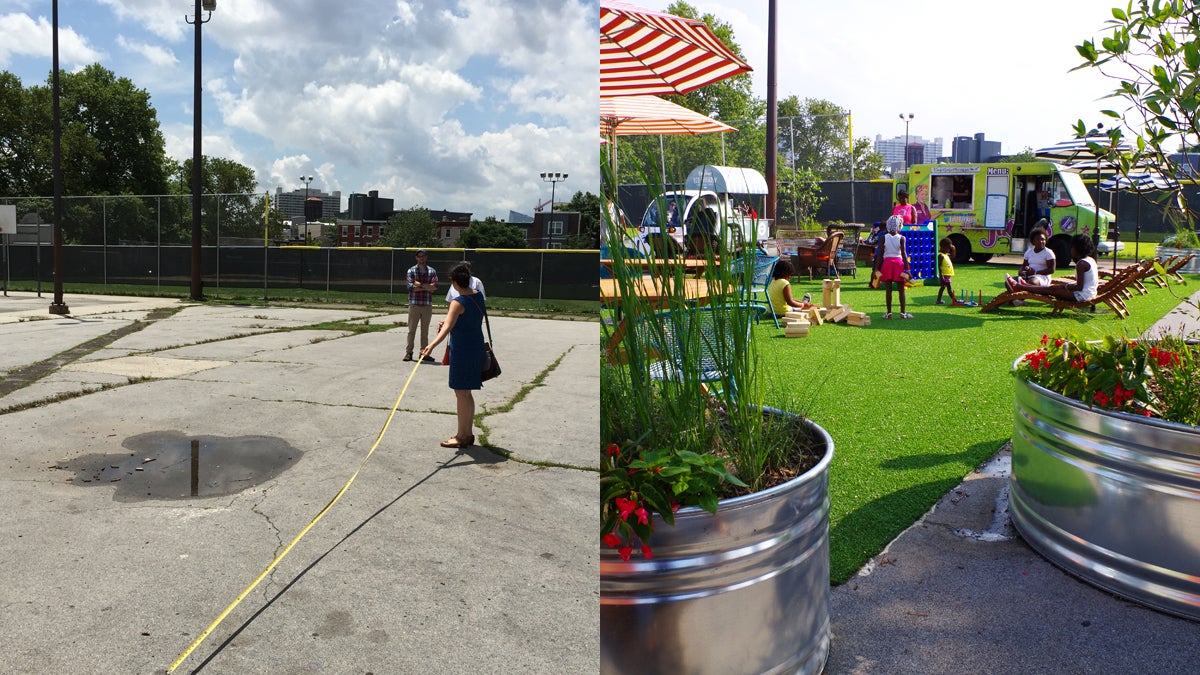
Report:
1019,226,1056,286
877,215,912,319
1005,234,1099,302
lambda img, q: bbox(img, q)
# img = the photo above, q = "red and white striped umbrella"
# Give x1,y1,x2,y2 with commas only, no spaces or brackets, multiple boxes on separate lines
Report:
601,94,736,136
600,0,752,97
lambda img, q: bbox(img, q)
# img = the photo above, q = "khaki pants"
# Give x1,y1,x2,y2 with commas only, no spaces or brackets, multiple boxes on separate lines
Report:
406,304,433,355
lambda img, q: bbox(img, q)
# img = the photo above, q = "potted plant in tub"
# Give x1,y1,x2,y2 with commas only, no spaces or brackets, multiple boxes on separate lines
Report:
1009,331,1200,620
600,169,832,675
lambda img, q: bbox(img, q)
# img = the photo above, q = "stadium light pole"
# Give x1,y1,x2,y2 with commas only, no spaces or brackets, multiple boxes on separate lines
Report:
899,113,914,172
48,0,69,315
186,0,216,301
299,175,313,240
540,172,567,217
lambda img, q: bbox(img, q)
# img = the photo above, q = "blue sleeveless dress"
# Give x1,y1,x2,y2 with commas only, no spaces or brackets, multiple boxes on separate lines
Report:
448,293,486,390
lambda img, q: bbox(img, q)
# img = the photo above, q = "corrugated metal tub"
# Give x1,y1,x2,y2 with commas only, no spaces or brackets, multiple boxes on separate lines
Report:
1010,375,1200,621
600,416,832,675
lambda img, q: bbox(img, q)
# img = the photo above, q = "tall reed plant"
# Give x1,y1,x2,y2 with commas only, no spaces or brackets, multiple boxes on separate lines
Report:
600,158,818,560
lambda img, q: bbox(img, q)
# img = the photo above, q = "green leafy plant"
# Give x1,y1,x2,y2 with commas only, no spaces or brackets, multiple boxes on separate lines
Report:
600,157,818,561
1015,332,1200,426
1073,2,1200,248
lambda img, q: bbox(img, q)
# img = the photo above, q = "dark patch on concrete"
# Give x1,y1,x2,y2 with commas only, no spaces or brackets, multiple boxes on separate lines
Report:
56,430,301,501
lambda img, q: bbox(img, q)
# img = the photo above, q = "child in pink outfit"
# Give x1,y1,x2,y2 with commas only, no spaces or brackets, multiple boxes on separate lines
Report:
880,216,912,319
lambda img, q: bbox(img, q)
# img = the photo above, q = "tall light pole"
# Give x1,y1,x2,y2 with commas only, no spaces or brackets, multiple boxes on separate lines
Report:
899,113,914,172
49,0,68,314
299,175,313,240
186,0,216,301
540,172,567,216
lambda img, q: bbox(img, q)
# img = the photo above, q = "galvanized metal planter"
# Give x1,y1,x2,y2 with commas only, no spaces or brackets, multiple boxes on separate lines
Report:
600,414,833,675
1010,375,1200,621
1154,246,1200,274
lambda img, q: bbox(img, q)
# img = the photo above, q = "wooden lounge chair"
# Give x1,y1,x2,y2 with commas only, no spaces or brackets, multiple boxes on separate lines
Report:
793,231,844,280
980,259,1152,318
1164,253,1195,283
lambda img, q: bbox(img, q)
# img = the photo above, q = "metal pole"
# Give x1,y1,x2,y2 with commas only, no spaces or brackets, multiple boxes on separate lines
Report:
215,196,220,289
765,0,777,225
789,116,796,227
102,197,107,287
49,0,68,314
849,111,856,223
187,0,211,301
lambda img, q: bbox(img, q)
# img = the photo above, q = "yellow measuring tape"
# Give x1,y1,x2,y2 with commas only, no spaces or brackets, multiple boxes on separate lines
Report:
167,360,424,673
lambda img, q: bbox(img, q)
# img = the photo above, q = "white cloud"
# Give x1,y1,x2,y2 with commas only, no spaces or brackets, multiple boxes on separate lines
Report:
0,13,105,68
116,35,178,68
6,0,599,219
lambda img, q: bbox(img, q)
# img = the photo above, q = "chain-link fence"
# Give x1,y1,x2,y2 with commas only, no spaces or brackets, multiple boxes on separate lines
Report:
0,195,599,302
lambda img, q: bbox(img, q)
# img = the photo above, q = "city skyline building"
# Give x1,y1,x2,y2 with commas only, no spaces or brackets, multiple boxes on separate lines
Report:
875,134,943,175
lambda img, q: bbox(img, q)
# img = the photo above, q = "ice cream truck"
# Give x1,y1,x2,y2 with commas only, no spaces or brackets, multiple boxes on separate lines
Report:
894,162,1114,265
634,165,771,256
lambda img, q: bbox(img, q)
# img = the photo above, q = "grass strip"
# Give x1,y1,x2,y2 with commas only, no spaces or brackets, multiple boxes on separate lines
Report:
756,263,1190,583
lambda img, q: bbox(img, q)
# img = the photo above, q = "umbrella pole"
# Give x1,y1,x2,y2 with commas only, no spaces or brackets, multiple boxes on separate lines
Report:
1135,195,1141,260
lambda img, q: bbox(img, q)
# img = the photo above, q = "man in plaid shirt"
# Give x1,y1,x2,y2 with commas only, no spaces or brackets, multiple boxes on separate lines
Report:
405,249,438,362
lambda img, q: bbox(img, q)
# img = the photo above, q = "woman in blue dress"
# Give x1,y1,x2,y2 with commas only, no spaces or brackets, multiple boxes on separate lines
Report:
421,263,486,448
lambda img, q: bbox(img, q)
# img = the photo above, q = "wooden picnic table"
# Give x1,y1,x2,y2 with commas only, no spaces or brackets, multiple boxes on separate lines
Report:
601,277,732,362
600,276,723,308
600,257,715,276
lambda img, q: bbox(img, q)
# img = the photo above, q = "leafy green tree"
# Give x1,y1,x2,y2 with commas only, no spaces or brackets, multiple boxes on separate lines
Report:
458,217,528,248
27,64,168,197
379,207,439,248
1007,146,1036,163
1074,2,1200,246
565,190,601,249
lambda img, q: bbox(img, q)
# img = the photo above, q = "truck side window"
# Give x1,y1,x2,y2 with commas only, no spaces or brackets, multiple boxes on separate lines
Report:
950,176,973,208
931,176,954,208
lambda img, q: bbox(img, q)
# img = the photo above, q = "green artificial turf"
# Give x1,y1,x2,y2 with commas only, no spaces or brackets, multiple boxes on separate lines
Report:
753,263,1192,583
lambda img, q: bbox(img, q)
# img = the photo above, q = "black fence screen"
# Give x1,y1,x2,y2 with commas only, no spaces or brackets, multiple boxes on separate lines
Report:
0,245,600,302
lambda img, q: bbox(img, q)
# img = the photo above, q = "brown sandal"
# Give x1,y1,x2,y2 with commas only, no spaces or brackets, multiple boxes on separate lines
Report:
440,435,474,448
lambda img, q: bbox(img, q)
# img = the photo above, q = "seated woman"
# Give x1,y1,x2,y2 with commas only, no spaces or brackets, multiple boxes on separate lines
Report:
1018,224,1056,286
1005,234,1098,302
766,259,813,316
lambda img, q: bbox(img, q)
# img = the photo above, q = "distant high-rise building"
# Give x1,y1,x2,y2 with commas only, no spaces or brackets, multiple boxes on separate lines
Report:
875,134,943,174
274,186,342,221
951,133,1002,163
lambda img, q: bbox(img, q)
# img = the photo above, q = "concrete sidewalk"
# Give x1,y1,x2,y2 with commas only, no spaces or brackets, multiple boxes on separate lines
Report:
828,288,1200,674
0,292,599,674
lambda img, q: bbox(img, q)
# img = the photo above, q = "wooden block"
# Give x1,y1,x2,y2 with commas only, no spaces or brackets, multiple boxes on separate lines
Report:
784,323,810,337
847,312,870,326
821,278,842,309
826,304,852,323
783,317,810,328
807,307,824,325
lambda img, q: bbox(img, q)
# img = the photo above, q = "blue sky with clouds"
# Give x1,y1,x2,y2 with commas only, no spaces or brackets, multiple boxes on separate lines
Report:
1,0,598,219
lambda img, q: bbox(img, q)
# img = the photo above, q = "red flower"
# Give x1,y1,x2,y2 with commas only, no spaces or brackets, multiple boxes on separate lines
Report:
1041,334,1049,345
1054,338,1064,348
1071,356,1087,370
641,545,653,560
1093,391,1110,406
618,546,633,562
635,507,650,525
615,497,637,521
605,443,620,457
602,533,622,548
1150,347,1179,368
670,500,681,513
1142,409,1153,417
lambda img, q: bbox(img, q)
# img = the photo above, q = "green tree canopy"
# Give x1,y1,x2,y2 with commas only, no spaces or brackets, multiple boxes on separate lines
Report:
565,190,601,249
457,217,528,248
379,207,439,248
14,64,170,197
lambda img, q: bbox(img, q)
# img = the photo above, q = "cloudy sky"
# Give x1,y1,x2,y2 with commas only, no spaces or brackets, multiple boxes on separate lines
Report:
693,0,1123,157
1,0,598,220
